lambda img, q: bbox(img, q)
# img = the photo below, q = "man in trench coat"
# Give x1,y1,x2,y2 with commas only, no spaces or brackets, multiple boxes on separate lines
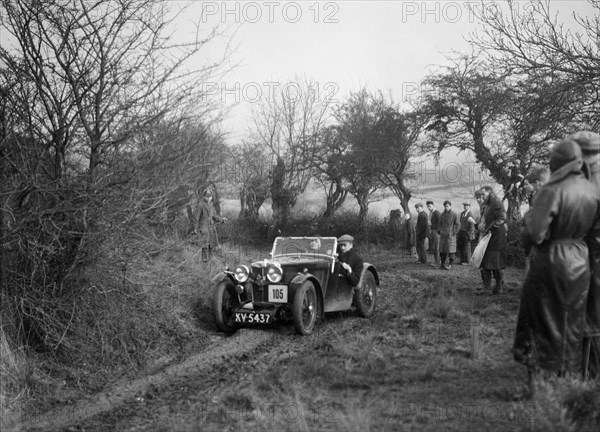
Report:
194,188,227,262
569,131,600,379
513,137,600,392
438,200,459,270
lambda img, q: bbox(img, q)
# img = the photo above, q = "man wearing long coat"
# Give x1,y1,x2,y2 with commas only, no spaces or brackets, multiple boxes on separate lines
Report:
427,201,441,265
477,186,507,294
415,203,429,264
457,202,476,265
193,189,226,261
570,131,600,379
438,200,459,270
513,138,600,387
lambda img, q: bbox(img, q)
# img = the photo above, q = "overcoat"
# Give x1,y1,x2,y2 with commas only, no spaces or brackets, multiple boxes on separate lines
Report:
513,155,600,373
479,193,507,270
438,210,459,254
195,198,223,247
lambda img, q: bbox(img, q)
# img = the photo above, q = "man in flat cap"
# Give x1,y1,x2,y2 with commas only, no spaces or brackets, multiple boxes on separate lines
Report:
194,188,227,262
337,234,364,287
414,203,429,264
427,201,441,266
457,202,476,265
438,200,459,270
513,136,600,393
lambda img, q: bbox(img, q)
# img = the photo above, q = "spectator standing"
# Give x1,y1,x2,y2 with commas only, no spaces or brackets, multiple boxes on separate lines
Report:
414,203,429,264
194,188,227,262
427,201,441,266
476,186,507,294
570,131,600,380
457,202,476,265
513,138,600,392
438,200,459,270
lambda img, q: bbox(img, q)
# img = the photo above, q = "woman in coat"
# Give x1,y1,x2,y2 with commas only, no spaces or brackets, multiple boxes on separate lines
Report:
513,138,600,391
476,186,507,294
438,200,459,270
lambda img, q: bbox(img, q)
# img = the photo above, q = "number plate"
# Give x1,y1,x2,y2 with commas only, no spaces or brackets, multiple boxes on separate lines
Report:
234,312,272,324
268,285,288,303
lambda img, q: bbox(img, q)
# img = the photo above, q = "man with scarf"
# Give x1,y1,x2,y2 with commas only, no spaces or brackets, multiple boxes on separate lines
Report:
476,186,507,294
513,137,600,393
569,131,600,380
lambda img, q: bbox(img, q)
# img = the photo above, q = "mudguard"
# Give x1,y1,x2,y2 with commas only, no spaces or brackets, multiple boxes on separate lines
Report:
289,273,325,318
359,263,380,288
211,271,235,285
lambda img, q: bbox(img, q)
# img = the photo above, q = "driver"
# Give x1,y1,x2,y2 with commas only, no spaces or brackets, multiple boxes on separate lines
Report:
309,237,322,252
338,234,364,286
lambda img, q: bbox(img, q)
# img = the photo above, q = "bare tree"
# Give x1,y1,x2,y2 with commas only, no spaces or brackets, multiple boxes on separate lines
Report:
250,78,333,230
234,142,271,221
313,126,349,219
332,90,420,224
0,0,227,351
422,54,585,221
468,0,599,128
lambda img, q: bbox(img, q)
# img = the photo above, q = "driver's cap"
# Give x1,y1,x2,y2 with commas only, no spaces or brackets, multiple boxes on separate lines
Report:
338,234,354,244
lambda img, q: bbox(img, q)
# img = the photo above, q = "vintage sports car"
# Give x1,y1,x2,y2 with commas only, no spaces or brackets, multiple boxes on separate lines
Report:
211,237,379,335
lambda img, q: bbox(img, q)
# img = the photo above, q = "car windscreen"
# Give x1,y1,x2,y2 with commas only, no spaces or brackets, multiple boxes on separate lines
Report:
271,237,337,258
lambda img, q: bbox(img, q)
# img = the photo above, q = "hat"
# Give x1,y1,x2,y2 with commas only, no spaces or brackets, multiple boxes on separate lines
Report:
414,202,424,209
338,234,354,244
566,131,600,156
443,200,451,206
426,200,434,205
550,139,582,172
463,202,470,206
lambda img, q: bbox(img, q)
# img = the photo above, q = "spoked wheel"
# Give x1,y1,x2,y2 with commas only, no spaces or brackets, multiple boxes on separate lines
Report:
212,280,240,334
293,281,318,335
354,271,377,318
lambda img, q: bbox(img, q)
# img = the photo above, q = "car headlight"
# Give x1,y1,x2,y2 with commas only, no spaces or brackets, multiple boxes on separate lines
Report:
266,263,283,283
234,265,250,283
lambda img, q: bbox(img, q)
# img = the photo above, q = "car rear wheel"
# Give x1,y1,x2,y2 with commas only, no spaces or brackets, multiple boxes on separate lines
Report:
293,281,317,335
354,271,377,318
213,279,239,334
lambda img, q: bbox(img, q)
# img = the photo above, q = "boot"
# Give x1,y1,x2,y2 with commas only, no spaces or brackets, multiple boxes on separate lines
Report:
527,366,539,397
477,270,492,295
492,270,504,294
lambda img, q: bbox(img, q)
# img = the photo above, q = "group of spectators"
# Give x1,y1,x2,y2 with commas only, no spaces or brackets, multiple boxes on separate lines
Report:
404,130,600,394
406,186,509,294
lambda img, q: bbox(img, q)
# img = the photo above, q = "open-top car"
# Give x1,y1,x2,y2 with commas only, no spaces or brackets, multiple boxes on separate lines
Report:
211,237,379,335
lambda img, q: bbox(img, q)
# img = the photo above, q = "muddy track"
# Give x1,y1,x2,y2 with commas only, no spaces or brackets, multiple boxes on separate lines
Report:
9,329,278,432
11,314,364,432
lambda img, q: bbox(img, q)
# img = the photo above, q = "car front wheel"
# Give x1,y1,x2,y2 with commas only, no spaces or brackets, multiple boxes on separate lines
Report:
293,281,317,335
212,279,239,334
354,271,377,318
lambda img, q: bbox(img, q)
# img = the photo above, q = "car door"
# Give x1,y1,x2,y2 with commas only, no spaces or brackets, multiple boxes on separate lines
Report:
324,260,353,312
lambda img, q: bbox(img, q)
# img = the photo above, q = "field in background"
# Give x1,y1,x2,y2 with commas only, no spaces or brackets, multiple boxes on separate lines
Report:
221,180,516,222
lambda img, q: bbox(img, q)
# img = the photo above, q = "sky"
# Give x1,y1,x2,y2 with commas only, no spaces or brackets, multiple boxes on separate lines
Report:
184,0,596,149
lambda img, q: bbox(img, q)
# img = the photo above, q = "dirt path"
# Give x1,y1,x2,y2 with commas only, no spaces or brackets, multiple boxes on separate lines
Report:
10,254,539,432
10,329,279,432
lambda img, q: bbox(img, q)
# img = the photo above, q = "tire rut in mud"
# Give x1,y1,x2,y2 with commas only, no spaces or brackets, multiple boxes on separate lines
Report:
10,329,276,432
